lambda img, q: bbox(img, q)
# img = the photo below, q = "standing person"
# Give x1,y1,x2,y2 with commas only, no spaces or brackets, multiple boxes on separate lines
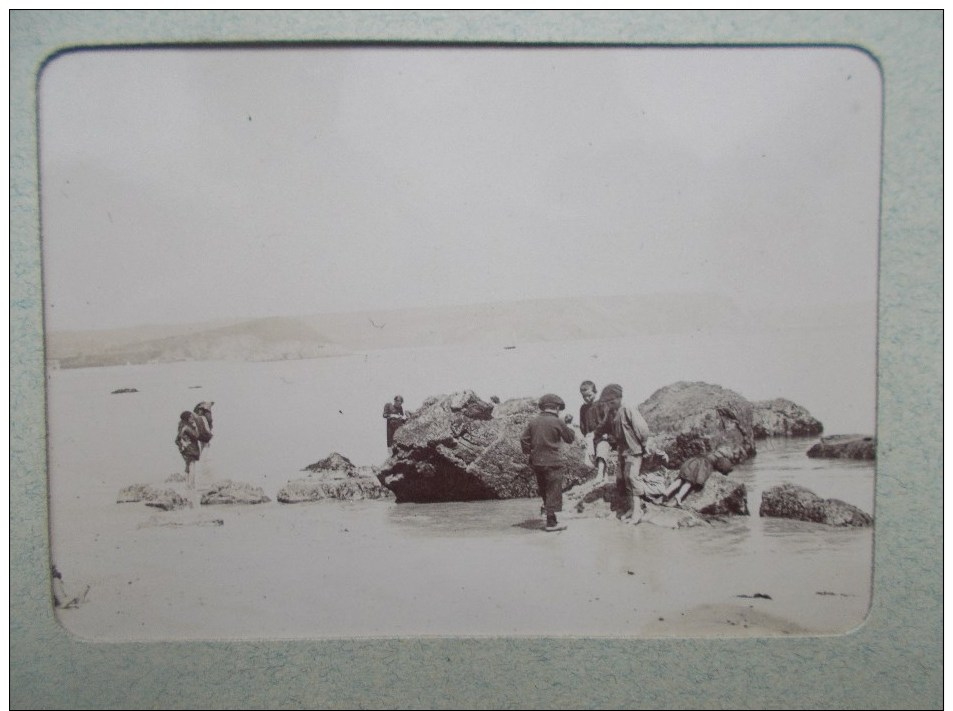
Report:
174,411,201,488
382,395,406,451
579,380,609,479
594,384,667,523
192,401,214,453
520,393,576,532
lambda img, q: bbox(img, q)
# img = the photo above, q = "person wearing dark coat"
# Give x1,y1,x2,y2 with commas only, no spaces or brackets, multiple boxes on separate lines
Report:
383,395,406,450
521,393,575,531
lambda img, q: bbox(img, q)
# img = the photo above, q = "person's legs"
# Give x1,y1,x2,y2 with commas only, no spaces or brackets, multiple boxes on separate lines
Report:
543,467,565,525
673,480,695,504
622,455,646,522
615,455,629,517
534,466,549,518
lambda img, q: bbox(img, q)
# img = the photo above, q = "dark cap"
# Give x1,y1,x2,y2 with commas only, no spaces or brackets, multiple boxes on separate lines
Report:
538,393,566,411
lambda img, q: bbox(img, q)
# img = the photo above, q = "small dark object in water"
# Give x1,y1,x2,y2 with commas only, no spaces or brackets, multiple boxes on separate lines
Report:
737,593,772,599
111,388,138,394
188,385,202,389
503,346,516,350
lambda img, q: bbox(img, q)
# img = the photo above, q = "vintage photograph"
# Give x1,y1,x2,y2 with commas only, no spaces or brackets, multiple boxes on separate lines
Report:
40,45,880,640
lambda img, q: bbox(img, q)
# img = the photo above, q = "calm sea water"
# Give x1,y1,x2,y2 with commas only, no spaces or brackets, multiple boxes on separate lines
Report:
46,340,875,638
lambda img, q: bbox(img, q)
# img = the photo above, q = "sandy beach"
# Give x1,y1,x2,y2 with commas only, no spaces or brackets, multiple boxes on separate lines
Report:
46,350,874,642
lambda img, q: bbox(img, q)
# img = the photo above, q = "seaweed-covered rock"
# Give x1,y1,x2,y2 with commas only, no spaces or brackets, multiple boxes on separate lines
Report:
639,381,756,468
378,391,593,503
302,452,379,478
759,483,872,526
752,398,823,438
277,477,393,502
807,435,876,461
283,452,391,501
117,484,192,511
200,480,270,505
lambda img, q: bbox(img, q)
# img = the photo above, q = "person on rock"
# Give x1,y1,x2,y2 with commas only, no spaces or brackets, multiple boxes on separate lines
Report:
592,383,667,523
382,395,406,452
520,393,575,532
663,449,734,507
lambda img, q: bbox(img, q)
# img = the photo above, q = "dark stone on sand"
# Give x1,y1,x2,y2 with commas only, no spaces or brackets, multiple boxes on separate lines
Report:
117,484,192,511
111,387,139,394
751,398,824,438
378,391,593,503
759,483,872,526
200,480,271,505
639,381,756,468
284,452,392,501
806,435,876,460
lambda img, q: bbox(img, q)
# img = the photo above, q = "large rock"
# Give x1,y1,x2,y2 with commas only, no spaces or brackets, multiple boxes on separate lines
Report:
117,484,192,511
639,381,756,468
751,398,824,438
378,391,593,503
807,435,876,460
200,480,271,505
759,483,872,526
279,452,392,502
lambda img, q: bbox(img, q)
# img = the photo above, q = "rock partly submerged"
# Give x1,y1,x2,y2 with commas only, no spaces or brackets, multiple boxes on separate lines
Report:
640,381,756,469
200,480,271,505
117,484,192,511
752,398,824,439
759,483,872,527
807,435,876,461
378,392,592,503
278,452,392,503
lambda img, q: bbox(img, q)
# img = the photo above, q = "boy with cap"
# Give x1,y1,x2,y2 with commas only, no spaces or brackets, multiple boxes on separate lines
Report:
520,393,576,531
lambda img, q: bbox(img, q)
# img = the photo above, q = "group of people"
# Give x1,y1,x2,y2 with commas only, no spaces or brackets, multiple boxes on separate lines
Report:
174,401,214,488
522,381,733,532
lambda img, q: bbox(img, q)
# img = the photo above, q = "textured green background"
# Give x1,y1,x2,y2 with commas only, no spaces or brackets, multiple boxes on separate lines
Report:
10,11,941,709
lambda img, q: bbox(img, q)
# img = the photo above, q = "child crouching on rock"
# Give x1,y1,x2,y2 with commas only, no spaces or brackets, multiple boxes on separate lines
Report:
663,449,734,506
521,393,575,532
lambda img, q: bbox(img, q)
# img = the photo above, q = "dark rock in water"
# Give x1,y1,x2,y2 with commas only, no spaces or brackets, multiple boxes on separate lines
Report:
759,483,872,526
117,484,192,510
111,387,139,394
200,480,271,505
751,398,824,438
639,381,756,468
807,435,876,461
277,477,393,502
302,452,381,478
379,391,593,503
284,452,390,501
686,475,749,516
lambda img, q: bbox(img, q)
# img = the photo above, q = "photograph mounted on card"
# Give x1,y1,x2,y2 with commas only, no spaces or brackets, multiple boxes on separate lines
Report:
40,44,880,641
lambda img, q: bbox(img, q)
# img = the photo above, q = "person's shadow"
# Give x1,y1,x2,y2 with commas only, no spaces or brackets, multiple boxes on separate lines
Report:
511,518,547,531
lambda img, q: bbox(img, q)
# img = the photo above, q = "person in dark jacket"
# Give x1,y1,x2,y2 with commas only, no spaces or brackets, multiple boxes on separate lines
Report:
579,380,611,479
175,411,201,488
520,393,575,531
382,395,406,451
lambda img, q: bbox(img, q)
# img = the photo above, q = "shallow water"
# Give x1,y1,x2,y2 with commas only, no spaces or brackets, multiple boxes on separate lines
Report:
45,351,875,640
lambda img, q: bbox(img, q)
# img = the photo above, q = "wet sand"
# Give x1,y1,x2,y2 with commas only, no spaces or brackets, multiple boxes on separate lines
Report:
46,357,874,642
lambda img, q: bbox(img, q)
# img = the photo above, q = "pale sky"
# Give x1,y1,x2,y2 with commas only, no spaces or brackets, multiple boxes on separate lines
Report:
39,46,882,331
